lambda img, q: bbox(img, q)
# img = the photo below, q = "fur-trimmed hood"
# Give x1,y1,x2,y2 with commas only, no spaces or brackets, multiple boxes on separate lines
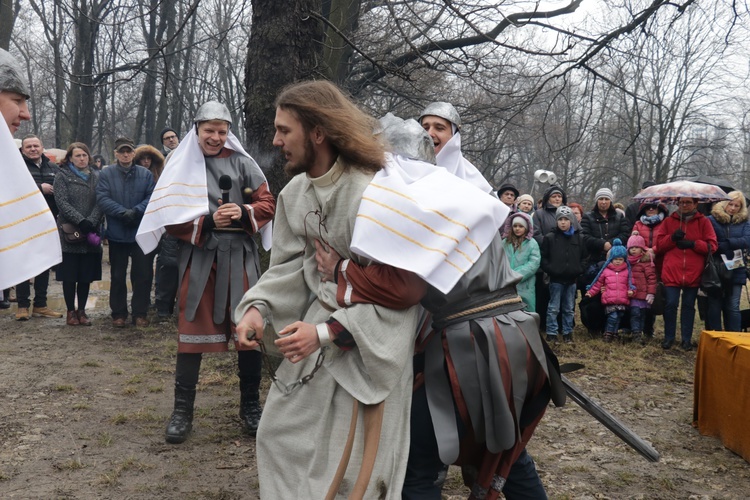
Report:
502,211,533,240
711,191,748,224
134,145,165,182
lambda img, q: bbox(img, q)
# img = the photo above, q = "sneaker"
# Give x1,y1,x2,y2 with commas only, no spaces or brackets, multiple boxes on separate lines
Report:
563,334,573,344
545,334,558,343
15,307,30,321
134,317,150,328
112,318,127,328
32,306,63,318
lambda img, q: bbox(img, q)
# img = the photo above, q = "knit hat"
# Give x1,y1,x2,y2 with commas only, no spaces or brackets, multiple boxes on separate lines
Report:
608,238,628,260
627,234,647,251
501,211,533,240
517,193,534,205
595,188,614,201
555,205,573,221
160,127,177,143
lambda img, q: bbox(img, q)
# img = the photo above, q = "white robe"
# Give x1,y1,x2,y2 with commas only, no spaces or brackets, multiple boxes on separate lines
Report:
235,166,420,499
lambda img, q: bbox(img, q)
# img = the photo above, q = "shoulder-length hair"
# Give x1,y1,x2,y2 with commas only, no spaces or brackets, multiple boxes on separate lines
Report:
275,80,384,173
64,142,92,166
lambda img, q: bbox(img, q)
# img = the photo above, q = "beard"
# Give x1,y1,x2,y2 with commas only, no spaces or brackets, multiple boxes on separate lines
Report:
283,136,316,177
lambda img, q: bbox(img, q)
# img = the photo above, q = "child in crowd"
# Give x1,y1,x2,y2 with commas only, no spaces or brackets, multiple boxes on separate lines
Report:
626,234,657,344
502,211,540,311
585,239,635,343
541,206,587,343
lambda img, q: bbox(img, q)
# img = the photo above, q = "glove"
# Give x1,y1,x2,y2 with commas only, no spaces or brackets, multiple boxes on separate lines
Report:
676,239,695,249
78,219,95,233
646,294,655,305
121,209,139,227
671,229,685,242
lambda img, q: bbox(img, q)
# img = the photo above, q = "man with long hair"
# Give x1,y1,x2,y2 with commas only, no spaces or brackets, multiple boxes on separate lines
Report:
235,81,423,498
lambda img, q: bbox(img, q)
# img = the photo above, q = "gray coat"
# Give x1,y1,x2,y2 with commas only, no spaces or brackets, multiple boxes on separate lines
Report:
53,165,104,254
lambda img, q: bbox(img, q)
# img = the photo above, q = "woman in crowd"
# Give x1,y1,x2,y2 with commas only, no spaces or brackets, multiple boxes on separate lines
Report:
655,197,717,350
516,193,535,215
53,143,104,326
632,202,669,339
502,211,540,311
134,145,165,183
92,154,107,171
569,202,584,224
706,191,750,332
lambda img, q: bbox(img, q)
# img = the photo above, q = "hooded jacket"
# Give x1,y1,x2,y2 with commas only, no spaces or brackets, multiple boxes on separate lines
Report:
655,210,717,288
629,253,658,300
532,185,568,245
707,198,750,285
134,145,165,183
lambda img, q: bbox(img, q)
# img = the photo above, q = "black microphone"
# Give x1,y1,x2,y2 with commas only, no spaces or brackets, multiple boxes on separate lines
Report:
219,175,232,205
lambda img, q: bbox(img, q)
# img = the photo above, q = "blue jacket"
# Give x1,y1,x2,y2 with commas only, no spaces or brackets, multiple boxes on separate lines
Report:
708,204,750,286
96,164,155,243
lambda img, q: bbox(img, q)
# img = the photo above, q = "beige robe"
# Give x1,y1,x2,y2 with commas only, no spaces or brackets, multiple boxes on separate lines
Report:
235,165,420,499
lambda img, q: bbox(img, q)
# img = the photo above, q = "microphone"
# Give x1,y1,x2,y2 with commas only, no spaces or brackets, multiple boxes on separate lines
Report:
219,175,232,205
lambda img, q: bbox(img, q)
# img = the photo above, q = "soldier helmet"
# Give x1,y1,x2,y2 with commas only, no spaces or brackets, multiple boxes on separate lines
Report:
193,101,232,127
418,102,461,130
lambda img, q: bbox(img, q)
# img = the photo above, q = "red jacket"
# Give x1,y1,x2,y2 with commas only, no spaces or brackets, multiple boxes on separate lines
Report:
629,256,657,300
654,211,717,288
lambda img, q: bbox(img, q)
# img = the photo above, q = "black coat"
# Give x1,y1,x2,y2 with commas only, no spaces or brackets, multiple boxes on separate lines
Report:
22,153,60,218
580,207,631,263
541,229,588,284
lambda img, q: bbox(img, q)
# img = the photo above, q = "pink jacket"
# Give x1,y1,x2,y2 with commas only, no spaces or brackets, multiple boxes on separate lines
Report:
587,261,632,306
630,256,657,300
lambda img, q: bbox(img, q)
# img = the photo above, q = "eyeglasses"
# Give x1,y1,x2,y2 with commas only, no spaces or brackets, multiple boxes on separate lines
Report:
678,200,696,205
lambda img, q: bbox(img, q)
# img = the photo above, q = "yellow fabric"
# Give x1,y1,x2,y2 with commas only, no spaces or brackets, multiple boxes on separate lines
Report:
693,330,750,463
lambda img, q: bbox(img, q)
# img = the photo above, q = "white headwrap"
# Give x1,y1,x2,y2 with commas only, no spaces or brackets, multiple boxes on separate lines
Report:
351,153,508,294
0,119,61,289
435,132,495,195
136,126,272,254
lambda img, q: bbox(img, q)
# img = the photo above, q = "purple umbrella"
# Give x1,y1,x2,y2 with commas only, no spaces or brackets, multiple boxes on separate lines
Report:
632,180,731,204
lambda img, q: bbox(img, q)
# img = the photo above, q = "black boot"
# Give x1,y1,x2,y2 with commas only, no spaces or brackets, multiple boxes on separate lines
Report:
165,384,195,444
239,379,262,436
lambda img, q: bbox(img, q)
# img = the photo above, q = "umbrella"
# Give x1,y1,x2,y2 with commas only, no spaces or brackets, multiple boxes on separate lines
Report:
633,180,731,204
688,175,736,193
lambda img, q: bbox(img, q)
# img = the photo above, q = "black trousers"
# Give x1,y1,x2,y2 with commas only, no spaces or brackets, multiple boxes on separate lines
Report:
175,350,262,394
108,241,154,320
155,260,179,314
16,269,50,309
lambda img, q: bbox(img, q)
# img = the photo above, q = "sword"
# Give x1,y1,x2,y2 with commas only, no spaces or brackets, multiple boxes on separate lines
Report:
559,363,660,462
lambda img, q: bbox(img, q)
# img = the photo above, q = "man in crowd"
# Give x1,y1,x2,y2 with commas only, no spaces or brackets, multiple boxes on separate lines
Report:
140,101,276,443
235,81,422,497
497,182,520,209
14,134,64,321
160,127,179,156
96,137,155,327
0,48,61,307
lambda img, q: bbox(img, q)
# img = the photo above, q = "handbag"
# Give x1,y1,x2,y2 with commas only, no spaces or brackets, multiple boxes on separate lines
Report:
60,222,87,244
700,250,723,297
713,253,734,285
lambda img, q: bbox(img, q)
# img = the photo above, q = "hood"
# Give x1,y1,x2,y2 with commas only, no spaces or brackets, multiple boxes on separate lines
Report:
711,195,748,225
134,145,165,178
542,184,567,209
637,202,668,219
501,211,533,240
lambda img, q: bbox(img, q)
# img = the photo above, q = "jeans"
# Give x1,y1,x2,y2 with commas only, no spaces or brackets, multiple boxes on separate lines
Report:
706,284,742,332
604,309,625,333
15,269,50,308
546,282,576,336
630,306,647,333
663,286,699,344
109,241,154,320
502,448,548,500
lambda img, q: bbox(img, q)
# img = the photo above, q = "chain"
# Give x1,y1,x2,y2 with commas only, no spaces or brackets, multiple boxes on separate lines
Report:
253,332,326,397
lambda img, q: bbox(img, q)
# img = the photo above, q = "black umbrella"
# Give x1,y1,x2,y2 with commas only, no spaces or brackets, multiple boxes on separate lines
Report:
688,175,736,193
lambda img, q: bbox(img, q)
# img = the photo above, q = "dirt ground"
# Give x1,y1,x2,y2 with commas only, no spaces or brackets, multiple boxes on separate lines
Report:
1,260,749,499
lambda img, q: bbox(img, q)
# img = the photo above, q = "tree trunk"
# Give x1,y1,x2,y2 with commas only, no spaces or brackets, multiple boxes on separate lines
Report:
243,0,323,196
0,0,19,50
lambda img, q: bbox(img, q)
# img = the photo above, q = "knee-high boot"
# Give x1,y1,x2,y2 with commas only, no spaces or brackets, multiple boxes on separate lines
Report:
165,383,196,444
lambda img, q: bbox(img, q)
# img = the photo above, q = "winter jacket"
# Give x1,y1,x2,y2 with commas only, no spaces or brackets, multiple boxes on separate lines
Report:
655,211,717,288
587,261,632,306
53,165,104,254
503,238,540,311
632,203,669,274
630,256,657,300
96,164,155,243
581,206,631,263
134,145,165,183
541,228,587,285
708,201,750,286
22,153,60,218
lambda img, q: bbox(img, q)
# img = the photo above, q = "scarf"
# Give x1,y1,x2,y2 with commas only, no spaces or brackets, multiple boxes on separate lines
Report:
563,226,575,236
639,212,664,226
68,162,90,181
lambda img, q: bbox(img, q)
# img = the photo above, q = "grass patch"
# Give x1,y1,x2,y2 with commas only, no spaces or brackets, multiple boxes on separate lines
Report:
81,360,101,368
147,386,164,393
123,386,139,396
53,459,85,471
110,413,128,425
111,368,124,375
54,385,75,392
72,402,90,410
97,432,113,447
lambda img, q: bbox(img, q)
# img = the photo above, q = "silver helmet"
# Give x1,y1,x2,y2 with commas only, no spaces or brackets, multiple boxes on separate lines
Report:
193,100,232,126
378,113,436,164
418,102,461,130
0,48,30,98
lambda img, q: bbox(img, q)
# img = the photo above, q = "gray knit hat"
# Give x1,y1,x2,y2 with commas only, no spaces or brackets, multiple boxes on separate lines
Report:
0,48,30,98
595,188,614,201
556,206,573,221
